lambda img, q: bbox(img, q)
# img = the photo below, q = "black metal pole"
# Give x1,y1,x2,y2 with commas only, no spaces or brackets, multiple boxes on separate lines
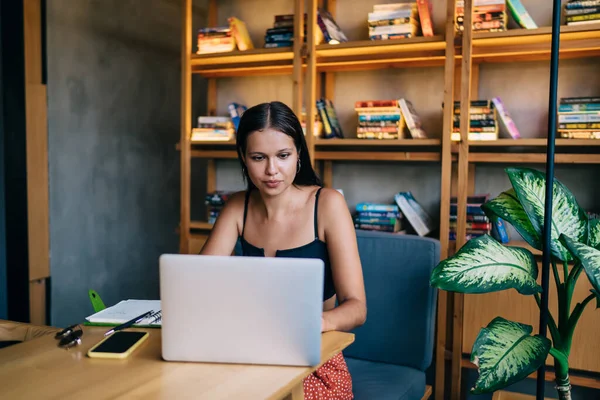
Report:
537,1,562,399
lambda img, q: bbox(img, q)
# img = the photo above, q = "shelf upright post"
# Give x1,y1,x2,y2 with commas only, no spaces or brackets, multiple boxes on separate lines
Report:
435,0,459,397
292,0,305,119
180,0,193,254
206,0,218,223
305,0,318,166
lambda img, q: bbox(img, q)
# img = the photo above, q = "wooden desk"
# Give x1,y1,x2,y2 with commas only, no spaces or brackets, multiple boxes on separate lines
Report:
0,326,354,399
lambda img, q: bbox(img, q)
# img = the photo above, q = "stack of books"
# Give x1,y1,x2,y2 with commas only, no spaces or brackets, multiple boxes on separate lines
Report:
354,100,403,140
354,203,405,233
368,2,420,39
192,116,235,142
196,27,235,54
451,100,499,141
557,96,600,139
564,1,600,25
205,191,234,223
455,0,507,33
449,195,492,241
264,14,296,48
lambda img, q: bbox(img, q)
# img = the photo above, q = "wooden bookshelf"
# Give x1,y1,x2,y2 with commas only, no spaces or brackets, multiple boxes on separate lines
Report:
179,0,600,399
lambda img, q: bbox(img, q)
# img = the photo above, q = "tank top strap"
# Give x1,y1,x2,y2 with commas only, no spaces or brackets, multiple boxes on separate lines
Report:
241,190,251,238
314,187,323,240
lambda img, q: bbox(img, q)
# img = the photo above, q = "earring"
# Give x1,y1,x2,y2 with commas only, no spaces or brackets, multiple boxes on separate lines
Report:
242,166,247,175
296,159,301,175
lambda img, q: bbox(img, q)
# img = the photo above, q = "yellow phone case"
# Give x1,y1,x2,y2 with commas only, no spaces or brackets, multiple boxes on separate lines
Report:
87,331,149,359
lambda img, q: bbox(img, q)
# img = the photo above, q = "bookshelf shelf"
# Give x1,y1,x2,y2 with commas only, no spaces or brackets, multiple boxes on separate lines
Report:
190,221,214,230
315,138,441,146
316,36,447,71
470,25,600,62
315,150,443,162
190,48,295,77
466,138,600,147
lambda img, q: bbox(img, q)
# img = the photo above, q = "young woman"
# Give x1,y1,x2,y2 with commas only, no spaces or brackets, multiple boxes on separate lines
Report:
200,101,366,400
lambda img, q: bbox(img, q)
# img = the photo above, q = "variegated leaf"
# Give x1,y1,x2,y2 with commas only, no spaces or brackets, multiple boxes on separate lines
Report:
482,189,542,250
470,317,551,394
589,219,600,249
506,167,588,261
559,234,600,296
430,235,541,295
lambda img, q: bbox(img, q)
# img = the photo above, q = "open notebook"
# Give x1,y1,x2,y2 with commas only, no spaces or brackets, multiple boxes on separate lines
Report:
85,299,162,327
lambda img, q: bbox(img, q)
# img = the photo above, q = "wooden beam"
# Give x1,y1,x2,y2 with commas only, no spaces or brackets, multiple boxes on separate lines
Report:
292,0,304,118
435,0,459,398
23,0,50,325
305,0,317,166
179,0,193,254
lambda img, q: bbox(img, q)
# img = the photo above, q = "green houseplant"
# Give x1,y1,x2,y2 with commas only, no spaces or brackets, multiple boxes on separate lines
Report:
430,167,600,400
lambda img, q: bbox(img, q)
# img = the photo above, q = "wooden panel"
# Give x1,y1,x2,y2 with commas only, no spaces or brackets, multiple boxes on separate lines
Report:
23,0,42,84
29,279,46,326
463,262,600,373
25,84,50,281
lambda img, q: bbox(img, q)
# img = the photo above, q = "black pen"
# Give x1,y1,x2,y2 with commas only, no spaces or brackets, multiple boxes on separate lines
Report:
104,310,154,336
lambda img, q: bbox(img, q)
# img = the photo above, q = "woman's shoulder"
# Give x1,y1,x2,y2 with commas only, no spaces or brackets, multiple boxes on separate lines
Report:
316,187,348,214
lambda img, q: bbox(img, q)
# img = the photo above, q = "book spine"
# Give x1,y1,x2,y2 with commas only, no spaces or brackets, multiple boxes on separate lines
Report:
565,0,600,9
492,97,521,139
566,13,600,22
356,203,398,212
417,0,434,36
506,0,538,28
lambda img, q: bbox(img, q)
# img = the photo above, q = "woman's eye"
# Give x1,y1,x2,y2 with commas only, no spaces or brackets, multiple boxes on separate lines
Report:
279,153,290,159
251,156,264,161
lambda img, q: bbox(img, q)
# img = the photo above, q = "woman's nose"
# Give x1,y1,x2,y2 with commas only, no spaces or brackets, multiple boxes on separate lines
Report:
266,159,277,175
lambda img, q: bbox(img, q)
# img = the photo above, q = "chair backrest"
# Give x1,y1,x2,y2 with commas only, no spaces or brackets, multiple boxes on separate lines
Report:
343,230,440,372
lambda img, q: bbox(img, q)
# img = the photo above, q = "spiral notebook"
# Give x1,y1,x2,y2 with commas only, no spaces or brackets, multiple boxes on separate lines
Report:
84,299,162,328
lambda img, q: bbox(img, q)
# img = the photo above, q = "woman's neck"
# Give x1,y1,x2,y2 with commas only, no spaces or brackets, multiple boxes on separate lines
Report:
258,185,304,221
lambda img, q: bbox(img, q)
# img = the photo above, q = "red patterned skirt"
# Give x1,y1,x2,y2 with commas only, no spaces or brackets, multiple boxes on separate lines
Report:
303,352,353,400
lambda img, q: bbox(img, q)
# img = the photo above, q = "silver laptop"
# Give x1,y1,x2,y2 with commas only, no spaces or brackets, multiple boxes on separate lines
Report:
159,254,324,366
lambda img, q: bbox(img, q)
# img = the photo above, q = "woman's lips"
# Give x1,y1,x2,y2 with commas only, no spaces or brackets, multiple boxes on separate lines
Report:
264,180,282,188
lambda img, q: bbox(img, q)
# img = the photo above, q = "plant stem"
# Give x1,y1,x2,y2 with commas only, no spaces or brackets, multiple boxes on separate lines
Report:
564,293,596,355
534,293,561,349
550,348,572,400
562,260,569,284
552,258,561,287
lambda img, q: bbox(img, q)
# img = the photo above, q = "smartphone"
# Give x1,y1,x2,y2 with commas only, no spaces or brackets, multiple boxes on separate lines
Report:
87,331,149,359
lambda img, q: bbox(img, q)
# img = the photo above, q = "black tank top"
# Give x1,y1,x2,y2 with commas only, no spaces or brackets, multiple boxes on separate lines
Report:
239,187,335,302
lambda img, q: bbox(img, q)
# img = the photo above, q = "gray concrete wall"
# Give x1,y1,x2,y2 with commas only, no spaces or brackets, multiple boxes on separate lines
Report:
47,0,207,326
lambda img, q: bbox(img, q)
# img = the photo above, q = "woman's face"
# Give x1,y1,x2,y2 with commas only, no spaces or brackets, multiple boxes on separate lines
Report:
244,128,298,196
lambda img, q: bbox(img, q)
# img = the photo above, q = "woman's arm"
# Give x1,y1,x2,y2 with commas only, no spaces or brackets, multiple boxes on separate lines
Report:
320,189,367,332
199,191,246,256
